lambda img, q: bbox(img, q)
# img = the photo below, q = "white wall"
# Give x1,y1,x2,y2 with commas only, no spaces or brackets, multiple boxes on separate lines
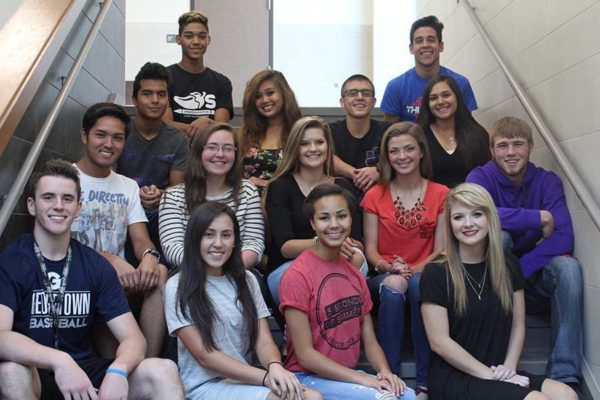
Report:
274,0,373,107
125,0,188,81
416,0,600,397
0,0,23,29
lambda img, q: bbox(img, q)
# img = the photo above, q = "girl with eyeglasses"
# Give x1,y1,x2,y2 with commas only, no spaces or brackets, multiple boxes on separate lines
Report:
159,123,265,270
420,183,576,400
418,76,490,188
164,201,322,400
238,70,302,193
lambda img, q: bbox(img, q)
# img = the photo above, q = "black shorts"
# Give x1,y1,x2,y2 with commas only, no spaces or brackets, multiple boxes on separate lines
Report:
38,357,114,400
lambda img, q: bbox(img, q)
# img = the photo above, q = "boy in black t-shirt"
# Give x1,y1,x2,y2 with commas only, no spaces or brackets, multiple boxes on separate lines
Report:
329,74,390,192
0,160,183,399
162,11,233,139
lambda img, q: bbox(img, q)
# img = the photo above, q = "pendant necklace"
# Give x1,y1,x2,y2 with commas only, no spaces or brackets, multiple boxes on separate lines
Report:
462,263,487,300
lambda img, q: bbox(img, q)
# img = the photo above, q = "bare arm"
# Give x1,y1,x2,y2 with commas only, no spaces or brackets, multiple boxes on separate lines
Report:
421,302,494,380
363,211,392,272
384,113,400,124
98,313,148,398
214,107,231,122
162,107,197,138
254,318,305,399
502,290,526,370
0,305,98,399
128,222,164,291
333,155,356,179
175,324,269,385
280,239,314,259
284,307,381,388
169,170,185,186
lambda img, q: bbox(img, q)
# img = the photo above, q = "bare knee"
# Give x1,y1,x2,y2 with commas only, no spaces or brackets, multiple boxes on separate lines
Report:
541,379,578,400
0,362,38,400
524,391,550,400
382,274,408,293
134,358,178,383
303,387,323,400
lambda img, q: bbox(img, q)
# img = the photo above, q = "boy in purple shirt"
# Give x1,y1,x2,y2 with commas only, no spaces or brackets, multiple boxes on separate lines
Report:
466,117,583,389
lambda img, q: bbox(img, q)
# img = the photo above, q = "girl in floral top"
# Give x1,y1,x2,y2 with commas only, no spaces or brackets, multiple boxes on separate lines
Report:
238,70,302,192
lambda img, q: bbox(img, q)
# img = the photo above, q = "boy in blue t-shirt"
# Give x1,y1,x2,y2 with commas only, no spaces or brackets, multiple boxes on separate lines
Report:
0,160,183,399
381,15,477,123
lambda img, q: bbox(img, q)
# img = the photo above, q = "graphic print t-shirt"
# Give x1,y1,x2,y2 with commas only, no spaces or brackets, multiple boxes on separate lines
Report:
167,64,234,123
0,235,129,360
279,250,373,372
72,167,147,258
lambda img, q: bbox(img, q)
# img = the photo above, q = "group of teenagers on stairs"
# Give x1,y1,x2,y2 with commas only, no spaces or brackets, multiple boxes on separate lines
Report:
0,9,583,400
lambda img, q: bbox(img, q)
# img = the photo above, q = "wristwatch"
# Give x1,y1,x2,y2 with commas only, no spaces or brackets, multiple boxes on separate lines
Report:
142,248,160,260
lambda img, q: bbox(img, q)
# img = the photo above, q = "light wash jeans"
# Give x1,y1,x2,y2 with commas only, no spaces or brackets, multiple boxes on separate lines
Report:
502,231,583,383
294,372,416,400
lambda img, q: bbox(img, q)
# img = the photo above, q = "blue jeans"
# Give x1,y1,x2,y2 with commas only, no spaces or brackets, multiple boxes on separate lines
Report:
294,372,416,400
267,261,293,306
502,232,583,383
367,273,430,388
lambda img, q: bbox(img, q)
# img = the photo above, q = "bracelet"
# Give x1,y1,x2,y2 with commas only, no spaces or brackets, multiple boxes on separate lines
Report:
262,371,269,386
374,259,387,273
268,361,284,370
106,367,128,378
312,236,318,247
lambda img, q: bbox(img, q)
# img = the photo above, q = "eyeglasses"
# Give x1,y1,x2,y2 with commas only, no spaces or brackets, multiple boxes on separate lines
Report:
343,89,374,98
204,144,236,154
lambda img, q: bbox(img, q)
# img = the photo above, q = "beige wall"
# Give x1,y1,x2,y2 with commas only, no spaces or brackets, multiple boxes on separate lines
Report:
415,0,600,396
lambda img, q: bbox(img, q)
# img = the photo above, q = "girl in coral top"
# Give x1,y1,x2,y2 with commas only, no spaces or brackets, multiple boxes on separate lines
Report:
362,122,449,397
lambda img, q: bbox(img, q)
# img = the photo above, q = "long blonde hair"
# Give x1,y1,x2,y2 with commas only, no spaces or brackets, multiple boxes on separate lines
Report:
263,116,335,201
442,183,512,316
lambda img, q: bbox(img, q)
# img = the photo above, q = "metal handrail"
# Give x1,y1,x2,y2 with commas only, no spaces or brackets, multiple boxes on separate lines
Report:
0,0,114,235
461,0,600,232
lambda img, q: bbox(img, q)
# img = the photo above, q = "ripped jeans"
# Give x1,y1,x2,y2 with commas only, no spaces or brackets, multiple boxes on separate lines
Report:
294,372,416,400
367,272,430,388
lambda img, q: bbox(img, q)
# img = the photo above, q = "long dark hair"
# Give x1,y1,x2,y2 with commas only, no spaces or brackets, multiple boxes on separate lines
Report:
418,76,490,170
176,202,258,351
238,69,302,155
184,123,242,213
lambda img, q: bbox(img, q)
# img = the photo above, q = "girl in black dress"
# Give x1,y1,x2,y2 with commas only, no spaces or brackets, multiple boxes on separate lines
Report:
420,183,576,400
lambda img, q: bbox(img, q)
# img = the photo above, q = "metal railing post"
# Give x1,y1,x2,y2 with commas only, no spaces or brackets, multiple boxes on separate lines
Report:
461,0,600,231
0,0,114,235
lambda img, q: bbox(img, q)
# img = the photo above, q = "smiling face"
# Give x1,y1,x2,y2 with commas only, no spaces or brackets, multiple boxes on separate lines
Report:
298,127,328,170
81,116,127,170
255,79,284,119
133,79,169,121
450,202,489,252
410,26,444,68
387,134,423,177
340,79,376,119
310,195,352,250
28,176,81,239
201,129,236,178
428,80,458,121
176,22,210,62
200,213,235,275
491,136,532,183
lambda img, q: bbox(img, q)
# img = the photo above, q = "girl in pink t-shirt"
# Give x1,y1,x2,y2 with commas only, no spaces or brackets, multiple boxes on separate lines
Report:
280,184,415,400
362,122,449,396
